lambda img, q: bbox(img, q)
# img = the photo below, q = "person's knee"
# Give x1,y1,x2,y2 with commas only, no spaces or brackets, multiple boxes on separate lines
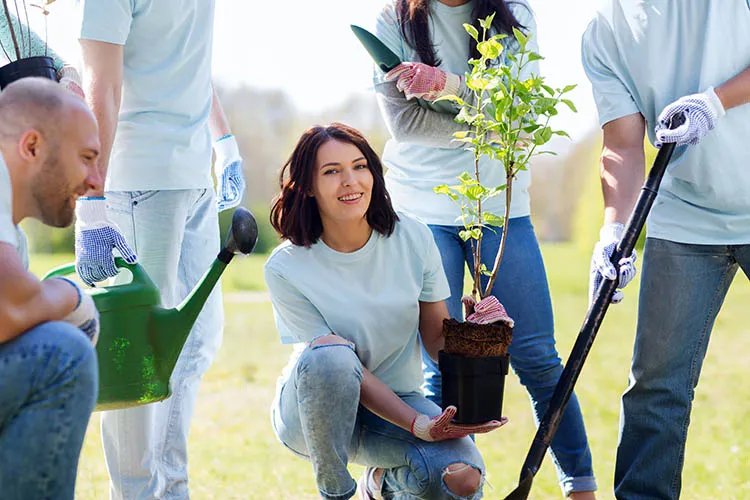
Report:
300,334,361,381
443,462,482,497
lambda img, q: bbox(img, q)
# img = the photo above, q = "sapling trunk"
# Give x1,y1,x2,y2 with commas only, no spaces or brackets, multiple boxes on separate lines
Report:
483,168,513,298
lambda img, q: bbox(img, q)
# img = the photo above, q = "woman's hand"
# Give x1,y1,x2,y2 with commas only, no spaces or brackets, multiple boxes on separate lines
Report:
410,406,507,442
57,65,85,99
385,62,461,101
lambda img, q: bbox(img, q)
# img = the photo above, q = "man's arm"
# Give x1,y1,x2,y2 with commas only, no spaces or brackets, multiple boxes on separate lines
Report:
79,39,124,197
715,66,750,111
0,244,78,343
600,113,647,224
208,84,231,141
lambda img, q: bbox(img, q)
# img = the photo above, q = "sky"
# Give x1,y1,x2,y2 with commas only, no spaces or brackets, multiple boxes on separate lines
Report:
38,0,602,142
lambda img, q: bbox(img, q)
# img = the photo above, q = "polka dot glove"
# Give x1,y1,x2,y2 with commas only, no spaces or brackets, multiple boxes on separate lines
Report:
655,87,725,147
589,222,637,305
54,277,100,345
213,135,246,212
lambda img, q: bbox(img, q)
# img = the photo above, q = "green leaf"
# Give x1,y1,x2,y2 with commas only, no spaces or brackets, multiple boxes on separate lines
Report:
561,99,578,112
477,39,503,60
458,171,474,184
512,27,528,48
562,84,577,93
465,185,486,201
479,13,495,31
463,23,479,41
527,52,544,62
453,130,470,139
483,212,505,227
435,94,465,106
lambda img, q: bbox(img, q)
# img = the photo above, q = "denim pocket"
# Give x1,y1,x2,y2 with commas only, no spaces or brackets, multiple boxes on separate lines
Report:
130,190,159,204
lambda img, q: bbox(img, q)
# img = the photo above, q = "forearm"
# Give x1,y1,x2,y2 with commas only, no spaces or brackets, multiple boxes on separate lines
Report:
208,83,232,141
600,144,645,224
375,81,468,149
359,367,419,432
0,277,77,343
715,66,750,111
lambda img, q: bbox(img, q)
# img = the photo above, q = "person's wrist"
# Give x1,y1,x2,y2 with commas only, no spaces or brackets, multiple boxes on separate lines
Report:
443,72,461,97
75,197,107,222
704,86,726,120
600,222,624,242
214,134,239,161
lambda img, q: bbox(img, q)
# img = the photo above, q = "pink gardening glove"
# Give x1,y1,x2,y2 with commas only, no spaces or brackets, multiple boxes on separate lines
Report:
411,406,507,442
385,62,461,101
464,295,515,327
57,65,85,99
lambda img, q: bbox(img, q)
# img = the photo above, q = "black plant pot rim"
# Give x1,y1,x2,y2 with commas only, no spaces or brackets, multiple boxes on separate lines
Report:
0,56,57,89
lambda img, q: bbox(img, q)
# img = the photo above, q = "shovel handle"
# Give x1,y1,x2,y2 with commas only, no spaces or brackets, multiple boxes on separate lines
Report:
514,113,685,485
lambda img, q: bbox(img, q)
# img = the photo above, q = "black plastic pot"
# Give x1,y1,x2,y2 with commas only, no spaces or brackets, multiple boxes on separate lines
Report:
439,351,509,424
0,56,56,89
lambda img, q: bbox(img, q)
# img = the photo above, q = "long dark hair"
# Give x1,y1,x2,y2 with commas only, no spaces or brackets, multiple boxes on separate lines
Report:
396,0,527,67
270,123,398,247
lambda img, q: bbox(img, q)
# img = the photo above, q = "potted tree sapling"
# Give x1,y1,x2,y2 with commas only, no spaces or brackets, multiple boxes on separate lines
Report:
0,0,58,88
434,14,576,424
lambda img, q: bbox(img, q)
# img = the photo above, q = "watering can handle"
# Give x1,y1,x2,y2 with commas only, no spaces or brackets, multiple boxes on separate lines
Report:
42,258,150,286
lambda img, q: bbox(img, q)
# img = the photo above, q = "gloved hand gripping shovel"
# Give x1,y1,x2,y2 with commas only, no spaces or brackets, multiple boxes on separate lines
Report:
502,113,686,500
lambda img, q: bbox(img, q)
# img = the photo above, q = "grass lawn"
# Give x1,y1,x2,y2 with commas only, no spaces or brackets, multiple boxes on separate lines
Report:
29,246,750,499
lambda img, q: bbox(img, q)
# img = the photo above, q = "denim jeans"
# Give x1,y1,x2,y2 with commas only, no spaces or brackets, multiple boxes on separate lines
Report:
427,217,596,495
615,238,750,499
0,321,98,500
102,189,223,499
272,343,486,500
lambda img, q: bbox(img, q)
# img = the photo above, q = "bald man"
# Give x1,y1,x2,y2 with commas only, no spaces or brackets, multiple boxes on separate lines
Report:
0,78,103,500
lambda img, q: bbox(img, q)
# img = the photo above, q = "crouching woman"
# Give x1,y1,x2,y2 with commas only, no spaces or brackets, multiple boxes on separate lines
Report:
264,122,505,500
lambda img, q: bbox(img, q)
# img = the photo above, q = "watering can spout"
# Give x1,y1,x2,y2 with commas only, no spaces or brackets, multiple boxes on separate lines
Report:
150,207,259,381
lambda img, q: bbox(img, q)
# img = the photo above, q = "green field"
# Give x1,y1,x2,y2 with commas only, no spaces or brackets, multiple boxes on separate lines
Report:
29,248,750,499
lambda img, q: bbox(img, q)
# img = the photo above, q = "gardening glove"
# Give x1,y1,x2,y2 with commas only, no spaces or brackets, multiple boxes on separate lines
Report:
589,222,637,305
213,135,246,212
464,295,515,327
57,65,85,100
75,197,137,287
52,277,100,345
385,62,461,102
655,87,725,147
410,405,507,442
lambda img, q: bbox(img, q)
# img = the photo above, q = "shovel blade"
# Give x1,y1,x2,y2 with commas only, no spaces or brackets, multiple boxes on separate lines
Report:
502,473,534,500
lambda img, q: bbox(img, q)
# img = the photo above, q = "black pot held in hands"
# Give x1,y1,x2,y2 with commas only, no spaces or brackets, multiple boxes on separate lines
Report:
0,56,56,90
439,351,510,425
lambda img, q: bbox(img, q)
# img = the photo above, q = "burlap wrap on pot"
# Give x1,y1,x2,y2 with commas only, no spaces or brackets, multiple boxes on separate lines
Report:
442,318,513,358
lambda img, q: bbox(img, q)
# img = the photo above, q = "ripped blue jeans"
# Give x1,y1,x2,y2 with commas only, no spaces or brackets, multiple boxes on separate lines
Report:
271,341,485,500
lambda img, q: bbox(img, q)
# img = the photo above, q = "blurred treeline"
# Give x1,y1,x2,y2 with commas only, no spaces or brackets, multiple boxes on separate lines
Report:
23,84,621,255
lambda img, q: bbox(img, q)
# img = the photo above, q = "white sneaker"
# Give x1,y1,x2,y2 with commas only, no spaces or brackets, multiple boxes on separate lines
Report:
357,467,383,500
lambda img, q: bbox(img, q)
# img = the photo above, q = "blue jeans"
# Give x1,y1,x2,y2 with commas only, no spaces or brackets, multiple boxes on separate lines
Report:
103,189,223,499
615,238,750,499
272,343,486,500
427,217,596,496
0,321,98,500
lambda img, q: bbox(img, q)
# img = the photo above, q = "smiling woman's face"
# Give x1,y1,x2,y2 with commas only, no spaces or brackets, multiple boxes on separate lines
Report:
311,139,374,228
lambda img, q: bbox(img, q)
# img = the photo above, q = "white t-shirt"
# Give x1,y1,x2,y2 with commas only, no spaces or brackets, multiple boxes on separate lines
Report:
582,0,750,244
0,153,28,269
264,214,450,395
78,0,215,191
374,0,537,226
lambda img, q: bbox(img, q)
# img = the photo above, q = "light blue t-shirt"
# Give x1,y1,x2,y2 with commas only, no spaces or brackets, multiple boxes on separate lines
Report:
264,215,451,395
374,0,538,226
0,153,29,269
78,0,215,192
582,0,750,244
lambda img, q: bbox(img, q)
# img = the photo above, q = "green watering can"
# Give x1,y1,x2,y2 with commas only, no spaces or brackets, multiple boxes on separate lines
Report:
44,207,259,411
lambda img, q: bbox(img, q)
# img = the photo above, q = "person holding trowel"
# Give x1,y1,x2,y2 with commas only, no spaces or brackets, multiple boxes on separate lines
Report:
74,0,246,497
0,78,101,499
582,1,750,498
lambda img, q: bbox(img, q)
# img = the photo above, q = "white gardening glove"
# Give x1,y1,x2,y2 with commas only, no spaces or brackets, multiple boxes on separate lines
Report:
53,277,100,345
75,197,137,287
57,65,85,100
410,406,506,442
589,223,637,305
655,87,725,146
385,62,461,101
213,135,246,212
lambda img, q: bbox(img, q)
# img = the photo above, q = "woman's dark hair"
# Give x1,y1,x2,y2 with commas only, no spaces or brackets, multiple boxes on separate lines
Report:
396,0,526,67
270,122,399,247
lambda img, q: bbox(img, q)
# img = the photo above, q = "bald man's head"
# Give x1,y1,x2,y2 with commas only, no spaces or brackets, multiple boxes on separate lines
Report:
0,77,95,146
0,77,101,228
